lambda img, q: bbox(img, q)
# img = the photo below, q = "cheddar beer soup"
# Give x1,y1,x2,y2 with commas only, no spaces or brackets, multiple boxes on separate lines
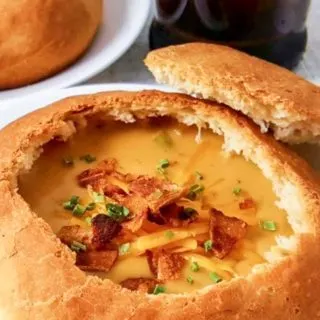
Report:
19,119,292,294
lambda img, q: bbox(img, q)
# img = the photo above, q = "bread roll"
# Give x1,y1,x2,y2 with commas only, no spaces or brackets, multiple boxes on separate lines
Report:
0,0,102,89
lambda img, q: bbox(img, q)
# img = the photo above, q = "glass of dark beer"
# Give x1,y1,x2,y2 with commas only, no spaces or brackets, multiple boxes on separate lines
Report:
149,0,311,69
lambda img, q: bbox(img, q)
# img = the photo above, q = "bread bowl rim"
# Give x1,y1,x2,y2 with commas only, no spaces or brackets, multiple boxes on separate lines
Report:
0,90,320,319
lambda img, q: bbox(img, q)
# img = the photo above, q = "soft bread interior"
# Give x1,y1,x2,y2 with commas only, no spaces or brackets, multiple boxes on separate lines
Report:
147,67,320,145
145,44,320,145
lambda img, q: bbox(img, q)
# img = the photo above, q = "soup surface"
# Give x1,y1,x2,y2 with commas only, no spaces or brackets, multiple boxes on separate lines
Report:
19,119,292,294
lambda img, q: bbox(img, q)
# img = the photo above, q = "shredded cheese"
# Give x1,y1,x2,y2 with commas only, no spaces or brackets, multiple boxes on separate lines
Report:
182,253,236,279
165,238,198,253
134,223,208,252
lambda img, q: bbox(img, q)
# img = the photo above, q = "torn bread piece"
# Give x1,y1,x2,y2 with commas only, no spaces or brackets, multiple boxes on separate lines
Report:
145,43,320,144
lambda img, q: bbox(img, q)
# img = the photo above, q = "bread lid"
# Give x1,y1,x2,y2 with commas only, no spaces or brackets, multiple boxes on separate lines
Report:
145,43,320,144
1,90,320,319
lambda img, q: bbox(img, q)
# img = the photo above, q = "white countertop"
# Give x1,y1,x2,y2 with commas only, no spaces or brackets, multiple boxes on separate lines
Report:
85,1,320,85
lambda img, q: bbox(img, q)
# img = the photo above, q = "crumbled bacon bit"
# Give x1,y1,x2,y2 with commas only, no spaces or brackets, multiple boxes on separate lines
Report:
76,249,118,272
157,251,185,281
76,159,189,232
91,179,126,196
122,211,148,233
129,176,166,197
77,159,118,188
179,209,196,221
239,198,256,210
146,250,185,281
103,183,126,197
146,250,159,276
97,158,118,173
91,214,122,250
117,194,149,232
57,225,92,248
120,278,160,293
209,209,248,259
77,168,105,188
149,189,186,213
111,171,137,183
128,176,186,212
160,203,183,220
57,215,122,252
147,212,166,225
159,203,197,227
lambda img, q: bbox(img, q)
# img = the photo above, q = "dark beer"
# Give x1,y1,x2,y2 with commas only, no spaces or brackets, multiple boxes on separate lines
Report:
149,0,311,69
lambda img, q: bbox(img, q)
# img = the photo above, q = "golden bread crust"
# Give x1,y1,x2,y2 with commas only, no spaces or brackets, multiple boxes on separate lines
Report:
0,0,102,89
145,43,320,144
1,90,320,319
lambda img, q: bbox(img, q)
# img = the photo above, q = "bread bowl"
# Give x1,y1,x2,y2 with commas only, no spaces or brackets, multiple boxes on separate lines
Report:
0,0,102,89
0,90,320,319
145,43,320,144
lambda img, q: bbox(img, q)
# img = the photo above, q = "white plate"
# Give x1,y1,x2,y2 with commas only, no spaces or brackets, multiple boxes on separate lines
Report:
0,0,151,101
0,83,175,129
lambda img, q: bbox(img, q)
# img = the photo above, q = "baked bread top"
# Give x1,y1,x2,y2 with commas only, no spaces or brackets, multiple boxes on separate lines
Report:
0,0,102,89
145,43,320,144
0,90,320,319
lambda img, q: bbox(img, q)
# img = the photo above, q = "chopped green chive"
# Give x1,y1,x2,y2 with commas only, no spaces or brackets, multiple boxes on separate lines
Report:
204,240,213,252
80,154,96,163
164,230,175,239
232,186,242,196
119,243,130,256
154,131,173,149
187,184,204,200
209,272,222,283
70,241,87,253
106,203,130,222
63,195,80,210
85,216,92,226
86,202,96,211
187,276,194,284
63,202,74,210
70,195,79,204
92,191,105,203
260,220,277,231
195,171,203,180
62,156,74,167
153,285,166,295
63,196,91,216
72,204,87,217
159,159,170,168
157,159,170,174
190,261,200,272
190,184,204,193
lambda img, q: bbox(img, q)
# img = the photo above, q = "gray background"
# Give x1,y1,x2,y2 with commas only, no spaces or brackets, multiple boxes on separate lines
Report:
86,1,320,85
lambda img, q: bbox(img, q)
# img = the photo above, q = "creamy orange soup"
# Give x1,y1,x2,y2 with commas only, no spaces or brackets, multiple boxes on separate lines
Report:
19,119,292,294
